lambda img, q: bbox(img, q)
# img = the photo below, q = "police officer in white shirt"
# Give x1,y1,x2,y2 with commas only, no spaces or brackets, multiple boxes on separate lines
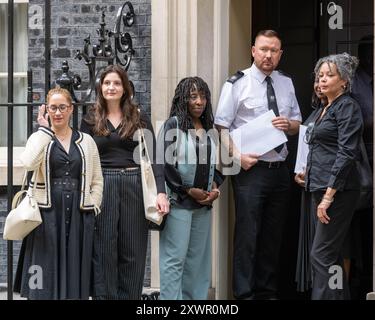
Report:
215,30,302,300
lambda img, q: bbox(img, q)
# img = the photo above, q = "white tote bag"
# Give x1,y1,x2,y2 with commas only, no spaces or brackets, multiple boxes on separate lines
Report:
3,170,42,240
138,129,163,225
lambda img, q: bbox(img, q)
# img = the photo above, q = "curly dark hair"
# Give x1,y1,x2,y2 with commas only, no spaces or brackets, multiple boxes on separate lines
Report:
314,52,359,93
169,77,214,132
84,64,144,139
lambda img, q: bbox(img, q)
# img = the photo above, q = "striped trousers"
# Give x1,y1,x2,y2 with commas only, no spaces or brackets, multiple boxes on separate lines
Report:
93,168,148,300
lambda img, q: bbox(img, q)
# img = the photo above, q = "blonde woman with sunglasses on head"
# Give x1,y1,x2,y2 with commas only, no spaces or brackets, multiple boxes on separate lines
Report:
14,87,103,300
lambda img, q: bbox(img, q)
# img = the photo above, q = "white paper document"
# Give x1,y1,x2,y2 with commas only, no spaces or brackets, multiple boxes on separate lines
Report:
294,125,309,174
229,110,287,156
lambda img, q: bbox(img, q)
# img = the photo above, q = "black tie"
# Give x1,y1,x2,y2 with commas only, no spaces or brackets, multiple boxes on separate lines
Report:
265,76,283,153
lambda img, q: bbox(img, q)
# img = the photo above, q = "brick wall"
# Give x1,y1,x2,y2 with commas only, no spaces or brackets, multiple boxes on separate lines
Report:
29,0,151,114
0,0,152,288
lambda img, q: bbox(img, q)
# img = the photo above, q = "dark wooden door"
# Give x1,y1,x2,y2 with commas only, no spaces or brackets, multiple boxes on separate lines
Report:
320,0,374,56
320,0,374,301
252,0,319,120
252,0,373,120
252,0,374,300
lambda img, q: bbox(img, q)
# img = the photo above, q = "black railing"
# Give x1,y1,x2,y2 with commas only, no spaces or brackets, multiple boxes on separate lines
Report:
60,2,135,103
7,0,14,301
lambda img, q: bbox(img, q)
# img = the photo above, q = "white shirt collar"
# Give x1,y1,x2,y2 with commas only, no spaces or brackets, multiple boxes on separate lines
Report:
250,63,276,84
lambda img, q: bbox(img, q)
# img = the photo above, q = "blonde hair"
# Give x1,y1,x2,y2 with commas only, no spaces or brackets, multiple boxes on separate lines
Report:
46,87,73,105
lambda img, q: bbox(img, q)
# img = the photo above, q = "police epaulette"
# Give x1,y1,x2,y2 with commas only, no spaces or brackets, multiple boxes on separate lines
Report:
226,71,244,84
278,70,292,78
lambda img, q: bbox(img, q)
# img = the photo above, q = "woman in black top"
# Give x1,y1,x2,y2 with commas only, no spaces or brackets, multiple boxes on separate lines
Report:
305,53,363,300
81,65,169,299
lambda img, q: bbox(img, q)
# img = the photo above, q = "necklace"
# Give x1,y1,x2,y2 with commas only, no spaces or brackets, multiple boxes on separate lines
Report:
54,127,70,142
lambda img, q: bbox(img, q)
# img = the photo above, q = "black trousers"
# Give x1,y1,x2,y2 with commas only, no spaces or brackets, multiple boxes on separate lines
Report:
93,168,148,300
310,189,360,300
231,163,290,299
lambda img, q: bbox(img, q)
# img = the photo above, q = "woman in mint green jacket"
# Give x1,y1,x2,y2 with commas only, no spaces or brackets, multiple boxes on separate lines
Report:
158,77,223,300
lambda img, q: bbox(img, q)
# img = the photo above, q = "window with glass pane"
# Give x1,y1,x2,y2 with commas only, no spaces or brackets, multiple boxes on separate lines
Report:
0,2,28,147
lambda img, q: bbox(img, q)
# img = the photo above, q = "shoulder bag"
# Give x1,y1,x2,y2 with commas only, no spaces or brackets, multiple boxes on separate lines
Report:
138,128,165,229
3,170,42,240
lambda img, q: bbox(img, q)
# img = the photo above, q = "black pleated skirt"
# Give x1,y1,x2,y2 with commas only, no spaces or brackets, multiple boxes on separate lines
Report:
14,179,95,300
295,191,316,292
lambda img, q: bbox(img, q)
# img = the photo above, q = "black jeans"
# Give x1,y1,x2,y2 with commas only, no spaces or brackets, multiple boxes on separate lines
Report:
231,163,290,299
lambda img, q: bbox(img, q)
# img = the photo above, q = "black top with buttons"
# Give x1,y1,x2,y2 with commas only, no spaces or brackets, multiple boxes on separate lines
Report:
50,129,82,180
305,94,363,192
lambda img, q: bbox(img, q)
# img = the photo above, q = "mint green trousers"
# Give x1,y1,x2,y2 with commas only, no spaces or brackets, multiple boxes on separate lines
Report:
159,206,212,300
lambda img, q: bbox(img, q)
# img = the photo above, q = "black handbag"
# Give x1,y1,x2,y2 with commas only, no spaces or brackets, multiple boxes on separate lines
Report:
355,140,373,211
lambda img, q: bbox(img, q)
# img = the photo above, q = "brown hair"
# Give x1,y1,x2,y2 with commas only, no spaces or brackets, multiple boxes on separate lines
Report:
254,29,282,46
85,65,144,139
47,87,73,105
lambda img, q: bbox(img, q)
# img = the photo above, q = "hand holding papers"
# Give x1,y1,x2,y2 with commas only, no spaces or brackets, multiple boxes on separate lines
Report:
294,125,309,174
229,110,288,156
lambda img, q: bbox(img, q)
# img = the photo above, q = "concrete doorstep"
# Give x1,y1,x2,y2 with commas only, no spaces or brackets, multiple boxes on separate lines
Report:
0,283,25,300
0,284,159,300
